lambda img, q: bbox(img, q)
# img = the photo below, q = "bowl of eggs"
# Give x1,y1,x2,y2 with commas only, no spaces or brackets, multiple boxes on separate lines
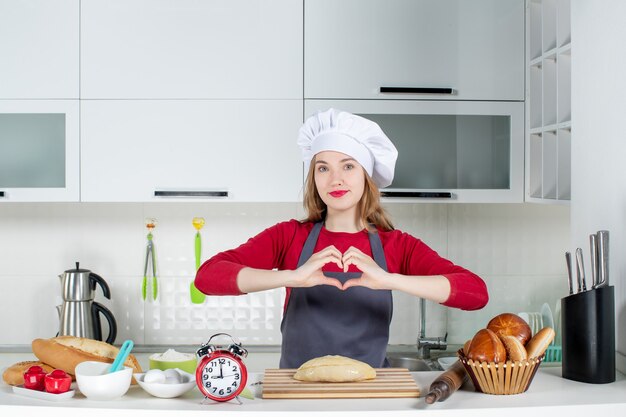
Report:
134,368,196,398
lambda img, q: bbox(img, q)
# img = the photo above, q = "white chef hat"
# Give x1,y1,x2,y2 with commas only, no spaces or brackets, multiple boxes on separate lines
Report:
297,108,398,188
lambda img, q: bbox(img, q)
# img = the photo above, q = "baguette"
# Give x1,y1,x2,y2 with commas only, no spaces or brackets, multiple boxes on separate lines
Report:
2,361,55,386
32,336,142,380
525,327,555,359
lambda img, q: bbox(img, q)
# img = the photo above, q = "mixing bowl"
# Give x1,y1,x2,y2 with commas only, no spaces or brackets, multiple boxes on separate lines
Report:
149,350,197,374
75,361,133,400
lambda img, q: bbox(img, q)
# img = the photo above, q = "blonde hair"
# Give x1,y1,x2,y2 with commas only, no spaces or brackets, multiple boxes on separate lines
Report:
302,157,394,232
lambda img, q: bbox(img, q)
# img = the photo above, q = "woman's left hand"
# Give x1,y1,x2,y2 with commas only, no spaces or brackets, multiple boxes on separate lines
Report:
341,246,392,290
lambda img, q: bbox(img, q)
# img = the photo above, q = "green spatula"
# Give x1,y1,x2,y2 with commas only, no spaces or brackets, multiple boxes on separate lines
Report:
190,217,206,304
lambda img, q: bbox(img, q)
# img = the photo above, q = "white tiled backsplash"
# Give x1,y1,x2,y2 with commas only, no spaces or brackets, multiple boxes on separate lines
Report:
0,202,570,347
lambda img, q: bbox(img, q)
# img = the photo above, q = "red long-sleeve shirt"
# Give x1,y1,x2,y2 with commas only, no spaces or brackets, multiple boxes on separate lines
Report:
195,220,488,311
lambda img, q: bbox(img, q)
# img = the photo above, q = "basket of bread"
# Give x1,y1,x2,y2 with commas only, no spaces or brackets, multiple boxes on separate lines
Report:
459,313,555,395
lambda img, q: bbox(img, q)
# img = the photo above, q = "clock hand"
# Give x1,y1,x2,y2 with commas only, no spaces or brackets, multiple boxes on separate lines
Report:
219,363,224,379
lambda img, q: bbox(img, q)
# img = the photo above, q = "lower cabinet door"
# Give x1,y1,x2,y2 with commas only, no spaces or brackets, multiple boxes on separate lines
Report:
80,100,303,202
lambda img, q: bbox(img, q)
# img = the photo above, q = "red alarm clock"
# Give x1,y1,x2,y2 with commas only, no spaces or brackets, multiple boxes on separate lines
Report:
195,333,248,402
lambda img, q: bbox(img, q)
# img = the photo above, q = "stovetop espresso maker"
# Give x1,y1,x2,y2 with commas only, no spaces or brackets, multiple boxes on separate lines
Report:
56,262,117,344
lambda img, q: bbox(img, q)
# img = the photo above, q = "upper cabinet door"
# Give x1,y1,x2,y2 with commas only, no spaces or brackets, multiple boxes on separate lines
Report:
81,0,303,99
0,100,80,202
305,0,524,101
80,100,303,202
0,0,79,99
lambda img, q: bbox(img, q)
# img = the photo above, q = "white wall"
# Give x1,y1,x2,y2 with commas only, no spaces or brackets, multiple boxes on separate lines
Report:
571,0,626,373
0,202,569,348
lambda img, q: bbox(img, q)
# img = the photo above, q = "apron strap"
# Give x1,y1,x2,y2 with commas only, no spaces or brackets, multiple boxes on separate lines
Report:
296,222,323,268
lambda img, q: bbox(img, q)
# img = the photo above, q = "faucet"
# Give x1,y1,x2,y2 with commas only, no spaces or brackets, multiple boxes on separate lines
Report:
417,298,447,359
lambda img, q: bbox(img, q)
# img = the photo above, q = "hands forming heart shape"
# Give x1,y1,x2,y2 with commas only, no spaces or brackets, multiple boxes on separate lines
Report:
295,245,390,291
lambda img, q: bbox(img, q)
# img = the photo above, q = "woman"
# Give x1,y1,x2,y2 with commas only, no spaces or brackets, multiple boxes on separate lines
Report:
195,108,488,368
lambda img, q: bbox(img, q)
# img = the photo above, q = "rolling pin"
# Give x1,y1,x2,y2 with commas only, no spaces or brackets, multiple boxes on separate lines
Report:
424,361,468,404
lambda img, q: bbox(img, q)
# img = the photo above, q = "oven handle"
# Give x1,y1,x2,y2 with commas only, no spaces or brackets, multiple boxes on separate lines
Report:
380,87,455,95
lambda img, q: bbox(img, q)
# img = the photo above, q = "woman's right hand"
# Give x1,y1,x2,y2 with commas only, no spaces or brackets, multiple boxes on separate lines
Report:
288,245,344,290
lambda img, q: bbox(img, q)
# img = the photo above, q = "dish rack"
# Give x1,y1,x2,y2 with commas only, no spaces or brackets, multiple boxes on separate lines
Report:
543,345,562,362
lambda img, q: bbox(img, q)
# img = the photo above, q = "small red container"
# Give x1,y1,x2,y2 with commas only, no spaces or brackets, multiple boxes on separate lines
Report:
23,366,46,391
44,370,72,394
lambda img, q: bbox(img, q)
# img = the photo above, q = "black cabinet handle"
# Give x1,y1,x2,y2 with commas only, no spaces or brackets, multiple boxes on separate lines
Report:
154,190,228,198
380,191,452,198
380,87,454,95
0,191,5,197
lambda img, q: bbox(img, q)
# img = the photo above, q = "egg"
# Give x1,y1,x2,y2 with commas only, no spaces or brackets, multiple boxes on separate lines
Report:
144,369,166,384
163,369,182,384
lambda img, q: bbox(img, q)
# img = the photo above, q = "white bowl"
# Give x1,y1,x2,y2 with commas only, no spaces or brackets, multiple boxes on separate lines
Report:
75,361,133,401
134,369,196,398
437,356,459,370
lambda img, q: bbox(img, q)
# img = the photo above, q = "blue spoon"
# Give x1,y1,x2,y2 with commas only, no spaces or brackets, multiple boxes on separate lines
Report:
109,340,134,373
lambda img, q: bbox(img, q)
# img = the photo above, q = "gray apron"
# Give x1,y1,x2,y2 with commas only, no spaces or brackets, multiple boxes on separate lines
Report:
279,222,393,368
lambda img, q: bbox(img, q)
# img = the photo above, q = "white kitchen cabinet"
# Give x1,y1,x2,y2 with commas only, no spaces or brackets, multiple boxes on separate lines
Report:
305,0,524,101
80,0,302,99
526,0,571,203
0,100,80,202
305,100,525,203
80,100,303,202
0,0,79,99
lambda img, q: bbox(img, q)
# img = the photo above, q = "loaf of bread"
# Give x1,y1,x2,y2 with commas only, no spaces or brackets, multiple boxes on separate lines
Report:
500,335,528,361
32,336,142,378
293,355,376,382
467,329,507,363
487,313,532,345
525,327,555,359
2,361,55,386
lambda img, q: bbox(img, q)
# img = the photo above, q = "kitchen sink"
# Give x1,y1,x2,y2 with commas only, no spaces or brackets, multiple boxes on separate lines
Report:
386,354,442,371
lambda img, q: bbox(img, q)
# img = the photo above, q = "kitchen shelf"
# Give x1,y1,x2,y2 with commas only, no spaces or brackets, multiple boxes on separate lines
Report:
525,0,571,203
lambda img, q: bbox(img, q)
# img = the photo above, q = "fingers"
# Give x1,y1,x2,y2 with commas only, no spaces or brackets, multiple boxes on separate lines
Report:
312,245,343,269
341,278,363,290
341,246,368,272
320,276,344,290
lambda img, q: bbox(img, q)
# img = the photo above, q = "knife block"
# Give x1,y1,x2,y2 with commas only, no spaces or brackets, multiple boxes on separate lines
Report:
561,286,615,383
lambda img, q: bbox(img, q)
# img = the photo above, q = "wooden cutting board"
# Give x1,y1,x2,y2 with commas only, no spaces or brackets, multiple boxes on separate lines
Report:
262,368,420,399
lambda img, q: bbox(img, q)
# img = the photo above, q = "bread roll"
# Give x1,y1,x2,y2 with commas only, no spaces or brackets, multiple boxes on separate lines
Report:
525,327,555,359
487,313,532,345
467,329,507,363
293,355,376,382
462,339,472,356
32,336,142,380
2,361,55,386
501,335,528,361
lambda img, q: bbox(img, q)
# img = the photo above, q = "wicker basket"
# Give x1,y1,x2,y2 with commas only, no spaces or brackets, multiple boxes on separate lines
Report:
457,349,544,395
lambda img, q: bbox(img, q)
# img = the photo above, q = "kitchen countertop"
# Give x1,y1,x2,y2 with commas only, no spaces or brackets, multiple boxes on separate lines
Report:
2,352,626,417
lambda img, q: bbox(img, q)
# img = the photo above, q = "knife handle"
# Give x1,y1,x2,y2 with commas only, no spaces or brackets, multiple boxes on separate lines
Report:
565,252,574,295
575,248,586,292
589,234,598,288
596,230,609,287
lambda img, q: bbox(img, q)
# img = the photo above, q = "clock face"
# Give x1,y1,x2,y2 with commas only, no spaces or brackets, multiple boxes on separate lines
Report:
197,354,246,400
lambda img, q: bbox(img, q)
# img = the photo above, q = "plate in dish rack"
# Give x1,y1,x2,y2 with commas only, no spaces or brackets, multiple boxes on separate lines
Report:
12,385,75,401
